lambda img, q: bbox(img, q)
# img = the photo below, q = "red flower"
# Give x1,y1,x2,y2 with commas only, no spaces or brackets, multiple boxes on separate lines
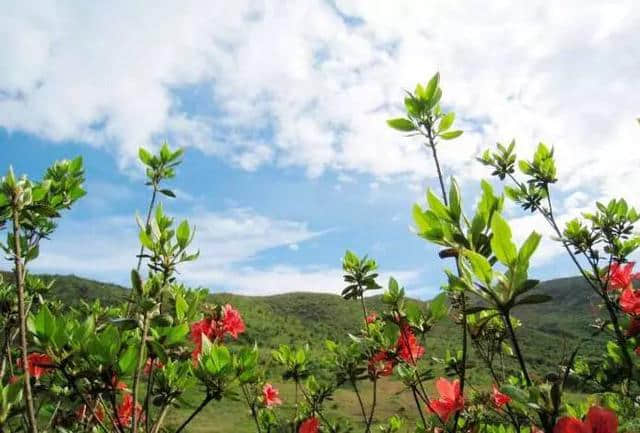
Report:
222,304,245,339
299,417,319,433
117,394,144,428
491,384,511,408
143,358,164,375
17,353,54,379
427,378,464,422
396,325,425,365
366,312,378,324
606,261,639,291
553,406,617,433
368,351,394,377
627,317,640,336
262,383,282,407
8,375,19,384
619,288,640,315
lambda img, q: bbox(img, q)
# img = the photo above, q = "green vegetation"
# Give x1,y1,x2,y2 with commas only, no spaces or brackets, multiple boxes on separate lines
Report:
0,270,605,431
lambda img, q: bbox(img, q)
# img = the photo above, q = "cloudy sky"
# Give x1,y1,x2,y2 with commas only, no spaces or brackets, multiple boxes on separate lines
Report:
1,1,639,297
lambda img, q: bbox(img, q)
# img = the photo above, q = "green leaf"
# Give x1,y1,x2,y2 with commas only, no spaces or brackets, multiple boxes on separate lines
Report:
160,189,176,198
438,113,455,132
424,73,440,100
490,213,517,265
387,118,416,132
464,250,493,284
118,345,138,375
427,189,450,220
138,148,153,165
439,130,463,140
518,231,541,265
176,220,190,249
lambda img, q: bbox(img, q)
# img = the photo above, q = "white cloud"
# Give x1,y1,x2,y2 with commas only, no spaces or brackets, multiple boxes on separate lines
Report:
2,1,640,282
2,1,638,189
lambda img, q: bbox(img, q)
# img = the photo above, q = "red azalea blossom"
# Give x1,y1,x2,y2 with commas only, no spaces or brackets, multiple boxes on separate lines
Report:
143,358,164,375
222,304,245,339
190,305,245,362
75,404,105,424
396,325,425,365
299,417,319,433
366,312,378,324
117,394,144,428
605,261,639,291
491,384,511,408
619,288,640,315
17,353,54,379
427,378,464,422
262,383,282,407
553,406,617,433
368,351,395,377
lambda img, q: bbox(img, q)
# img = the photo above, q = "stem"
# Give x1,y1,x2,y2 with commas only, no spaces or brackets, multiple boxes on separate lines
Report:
350,379,369,430
425,127,448,205
365,379,377,432
411,386,428,428
149,403,170,433
359,293,369,333
136,187,158,272
144,359,155,433
174,394,213,433
502,311,531,386
131,313,149,433
11,207,38,433
241,385,262,433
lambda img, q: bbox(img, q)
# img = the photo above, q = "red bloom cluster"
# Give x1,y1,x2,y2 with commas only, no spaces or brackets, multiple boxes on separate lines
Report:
491,384,511,408
262,383,282,407
620,287,640,315
299,417,319,433
117,394,144,428
606,261,639,291
368,351,394,377
189,304,245,362
553,406,617,433
396,325,425,365
17,353,54,379
427,378,464,421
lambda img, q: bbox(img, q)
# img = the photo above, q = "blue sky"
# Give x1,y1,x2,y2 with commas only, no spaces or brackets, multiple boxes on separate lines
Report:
1,1,639,298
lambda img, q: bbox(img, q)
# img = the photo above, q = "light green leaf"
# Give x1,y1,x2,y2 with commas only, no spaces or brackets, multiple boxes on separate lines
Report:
439,130,463,140
387,118,416,132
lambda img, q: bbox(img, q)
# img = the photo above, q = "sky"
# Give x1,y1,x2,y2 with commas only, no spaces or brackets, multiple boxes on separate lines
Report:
1,1,639,298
